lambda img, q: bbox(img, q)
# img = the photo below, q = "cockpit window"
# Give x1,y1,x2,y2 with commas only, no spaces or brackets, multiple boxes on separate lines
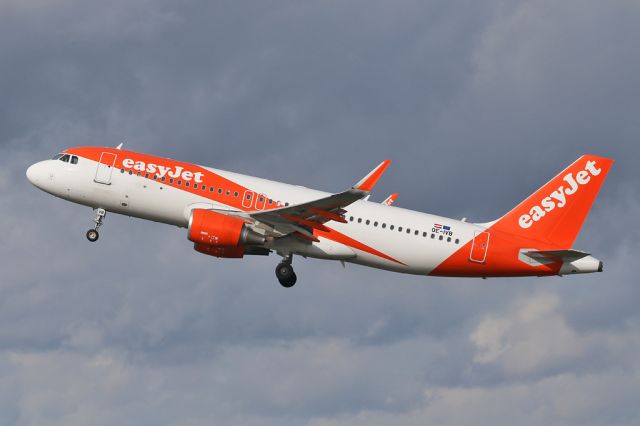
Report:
52,154,63,160
59,154,71,163
70,156,78,165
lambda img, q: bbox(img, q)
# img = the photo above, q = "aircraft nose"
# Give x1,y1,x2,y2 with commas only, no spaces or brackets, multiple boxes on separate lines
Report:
26,162,45,186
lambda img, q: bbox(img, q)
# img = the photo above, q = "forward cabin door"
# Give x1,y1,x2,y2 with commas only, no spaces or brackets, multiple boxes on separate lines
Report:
94,152,117,185
470,231,490,263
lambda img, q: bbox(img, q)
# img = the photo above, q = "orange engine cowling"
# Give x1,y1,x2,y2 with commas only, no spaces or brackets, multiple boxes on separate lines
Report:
188,209,265,247
194,243,246,258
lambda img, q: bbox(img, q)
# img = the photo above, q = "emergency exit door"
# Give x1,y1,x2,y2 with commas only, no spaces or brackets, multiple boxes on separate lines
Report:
470,231,490,263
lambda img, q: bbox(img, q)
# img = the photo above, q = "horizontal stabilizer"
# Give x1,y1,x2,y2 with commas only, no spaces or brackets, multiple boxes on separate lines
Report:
382,193,398,206
524,249,591,263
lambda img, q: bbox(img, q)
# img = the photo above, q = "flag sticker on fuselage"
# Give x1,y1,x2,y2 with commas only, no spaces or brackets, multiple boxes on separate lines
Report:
433,224,453,236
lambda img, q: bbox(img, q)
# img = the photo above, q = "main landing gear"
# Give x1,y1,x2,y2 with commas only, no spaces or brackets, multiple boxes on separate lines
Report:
276,254,297,288
86,208,106,242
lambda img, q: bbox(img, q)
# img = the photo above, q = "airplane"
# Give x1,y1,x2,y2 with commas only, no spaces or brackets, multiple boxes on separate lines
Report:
26,146,613,287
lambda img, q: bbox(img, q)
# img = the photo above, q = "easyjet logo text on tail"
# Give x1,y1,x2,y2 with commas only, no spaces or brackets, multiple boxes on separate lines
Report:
518,160,602,229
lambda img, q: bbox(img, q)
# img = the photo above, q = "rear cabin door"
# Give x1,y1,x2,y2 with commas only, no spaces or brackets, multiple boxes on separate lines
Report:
94,152,117,184
470,231,490,263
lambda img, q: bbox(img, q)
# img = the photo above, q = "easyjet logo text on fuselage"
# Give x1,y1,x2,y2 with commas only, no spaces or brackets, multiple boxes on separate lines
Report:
122,158,205,183
518,160,602,229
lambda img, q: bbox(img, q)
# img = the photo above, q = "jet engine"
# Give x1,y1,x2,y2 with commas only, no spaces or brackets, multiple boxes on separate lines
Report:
188,209,265,247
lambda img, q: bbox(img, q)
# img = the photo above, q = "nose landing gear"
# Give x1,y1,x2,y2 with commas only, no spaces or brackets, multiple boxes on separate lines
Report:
86,208,106,242
276,254,297,288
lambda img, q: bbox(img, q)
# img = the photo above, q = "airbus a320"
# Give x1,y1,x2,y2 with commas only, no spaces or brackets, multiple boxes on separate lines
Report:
26,146,612,287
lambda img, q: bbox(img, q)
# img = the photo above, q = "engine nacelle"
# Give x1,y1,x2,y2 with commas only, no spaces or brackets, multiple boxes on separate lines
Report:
194,243,245,258
188,209,265,247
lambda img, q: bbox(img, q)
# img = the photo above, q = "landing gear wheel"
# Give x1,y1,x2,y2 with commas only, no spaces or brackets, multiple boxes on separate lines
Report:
276,262,297,288
86,229,99,242
87,208,106,242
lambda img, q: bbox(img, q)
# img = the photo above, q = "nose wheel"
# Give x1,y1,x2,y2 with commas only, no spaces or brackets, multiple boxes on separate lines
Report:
86,208,106,242
86,229,99,242
276,255,297,288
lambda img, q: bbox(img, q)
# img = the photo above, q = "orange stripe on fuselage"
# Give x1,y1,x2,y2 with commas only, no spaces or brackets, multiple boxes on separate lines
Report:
314,227,406,266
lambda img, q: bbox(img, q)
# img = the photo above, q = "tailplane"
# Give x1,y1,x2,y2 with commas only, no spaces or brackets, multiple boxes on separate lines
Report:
490,155,613,248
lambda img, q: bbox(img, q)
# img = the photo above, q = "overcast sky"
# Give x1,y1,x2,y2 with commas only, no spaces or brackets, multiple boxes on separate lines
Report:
1,1,639,425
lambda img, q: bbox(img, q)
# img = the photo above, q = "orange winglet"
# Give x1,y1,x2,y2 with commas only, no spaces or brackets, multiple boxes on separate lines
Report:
308,207,348,223
281,214,331,232
353,160,391,192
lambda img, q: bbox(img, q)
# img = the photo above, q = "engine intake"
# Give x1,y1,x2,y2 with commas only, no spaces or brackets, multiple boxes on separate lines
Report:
188,209,265,247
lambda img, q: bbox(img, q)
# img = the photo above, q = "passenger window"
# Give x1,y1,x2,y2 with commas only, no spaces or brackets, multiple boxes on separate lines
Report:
415,230,419,235
201,185,206,191
455,239,460,244
431,234,435,239
185,182,190,187
374,221,378,227
447,237,451,242
439,235,443,241
422,232,427,237
194,184,198,189
398,227,403,232
169,178,174,183
226,190,230,196
218,188,223,194
285,202,290,206
210,187,214,192
357,218,362,223
235,192,239,197
349,216,354,222
145,173,149,178
137,171,141,176
365,220,370,225
382,223,386,229
178,180,182,185
390,225,394,230
70,156,78,164
161,177,166,182
129,170,133,175
406,228,411,234
120,169,125,173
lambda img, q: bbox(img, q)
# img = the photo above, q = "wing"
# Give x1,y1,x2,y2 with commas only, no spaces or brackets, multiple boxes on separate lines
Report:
250,160,391,241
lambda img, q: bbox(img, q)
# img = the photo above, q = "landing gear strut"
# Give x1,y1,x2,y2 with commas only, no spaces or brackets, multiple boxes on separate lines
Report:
86,208,106,242
276,254,297,288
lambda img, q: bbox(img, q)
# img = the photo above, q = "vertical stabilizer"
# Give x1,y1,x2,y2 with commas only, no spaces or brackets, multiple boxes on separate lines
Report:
491,155,613,248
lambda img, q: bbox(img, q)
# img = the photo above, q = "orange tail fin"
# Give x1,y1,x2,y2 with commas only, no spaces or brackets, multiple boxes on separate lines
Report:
491,155,613,248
